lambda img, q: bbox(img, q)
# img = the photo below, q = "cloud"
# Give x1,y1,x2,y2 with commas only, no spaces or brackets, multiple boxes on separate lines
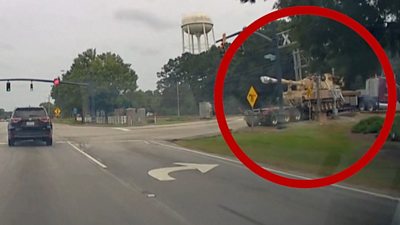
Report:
0,42,14,51
130,45,161,56
114,9,175,30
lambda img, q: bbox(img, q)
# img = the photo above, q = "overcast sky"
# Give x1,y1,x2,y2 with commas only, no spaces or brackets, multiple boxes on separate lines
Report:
0,0,275,111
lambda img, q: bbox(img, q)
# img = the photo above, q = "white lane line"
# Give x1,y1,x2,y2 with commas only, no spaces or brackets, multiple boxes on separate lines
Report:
83,140,150,144
67,141,107,169
112,128,130,132
151,141,399,201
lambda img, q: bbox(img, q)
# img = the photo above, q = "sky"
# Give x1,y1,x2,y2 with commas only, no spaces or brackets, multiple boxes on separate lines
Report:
0,0,275,111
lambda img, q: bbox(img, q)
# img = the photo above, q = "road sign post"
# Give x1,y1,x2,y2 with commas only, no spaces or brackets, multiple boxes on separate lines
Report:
247,86,258,130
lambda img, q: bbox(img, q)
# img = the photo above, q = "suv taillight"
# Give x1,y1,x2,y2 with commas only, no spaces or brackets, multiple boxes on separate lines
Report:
40,117,50,123
11,118,21,123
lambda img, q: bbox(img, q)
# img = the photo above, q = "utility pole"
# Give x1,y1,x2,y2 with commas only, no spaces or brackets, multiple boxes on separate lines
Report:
331,68,338,117
47,94,51,116
177,82,181,117
218,26,295,128
89,83,95,123
316,74,321,122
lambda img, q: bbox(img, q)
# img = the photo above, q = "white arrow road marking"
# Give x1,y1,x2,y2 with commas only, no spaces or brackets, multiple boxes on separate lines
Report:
148,163,218,181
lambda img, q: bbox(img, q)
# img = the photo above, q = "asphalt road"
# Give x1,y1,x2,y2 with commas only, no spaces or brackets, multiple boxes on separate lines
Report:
0,119,399,225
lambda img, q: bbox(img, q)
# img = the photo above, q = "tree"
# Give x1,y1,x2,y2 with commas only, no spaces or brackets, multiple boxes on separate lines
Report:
0,108,5,119
39,102,55,116
52,49,138,117
156,48,219,115
124,89,162,113
272,0,400,84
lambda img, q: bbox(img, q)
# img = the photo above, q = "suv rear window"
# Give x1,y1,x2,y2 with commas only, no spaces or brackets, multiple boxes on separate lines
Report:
13,108,47,118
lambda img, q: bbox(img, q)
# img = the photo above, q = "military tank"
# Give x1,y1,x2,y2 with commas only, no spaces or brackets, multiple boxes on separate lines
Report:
260,73,346,112
244,73,358,126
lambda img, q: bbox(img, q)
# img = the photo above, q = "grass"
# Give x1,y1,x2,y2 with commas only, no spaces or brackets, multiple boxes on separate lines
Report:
152,115,202,125
53,118,81,125
176,119,400,194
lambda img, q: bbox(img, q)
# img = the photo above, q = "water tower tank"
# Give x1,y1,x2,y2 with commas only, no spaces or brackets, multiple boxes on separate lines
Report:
181,13,215,54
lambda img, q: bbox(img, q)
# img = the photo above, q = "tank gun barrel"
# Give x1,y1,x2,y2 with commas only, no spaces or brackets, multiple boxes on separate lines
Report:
260,76,305,86
260,76,278,84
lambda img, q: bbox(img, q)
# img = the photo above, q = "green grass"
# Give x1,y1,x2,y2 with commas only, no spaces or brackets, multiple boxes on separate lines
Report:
152,115,202,125
176,121,400,194
53,118,81,125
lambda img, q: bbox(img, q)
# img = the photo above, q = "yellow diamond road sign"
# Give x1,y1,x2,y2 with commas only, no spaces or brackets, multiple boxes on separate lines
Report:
53,107,61,118
247,86,258,108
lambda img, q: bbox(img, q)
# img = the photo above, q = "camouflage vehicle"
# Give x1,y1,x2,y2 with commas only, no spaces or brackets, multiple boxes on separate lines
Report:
244,73,358,126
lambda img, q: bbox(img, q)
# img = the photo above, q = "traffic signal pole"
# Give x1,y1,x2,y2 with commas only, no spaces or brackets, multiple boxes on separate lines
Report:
217,27,285,128
0,78,89,87
271,24,285,129
1,77,90,121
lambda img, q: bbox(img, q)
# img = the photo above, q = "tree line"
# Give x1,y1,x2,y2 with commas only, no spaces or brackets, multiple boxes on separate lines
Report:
51,0,400,117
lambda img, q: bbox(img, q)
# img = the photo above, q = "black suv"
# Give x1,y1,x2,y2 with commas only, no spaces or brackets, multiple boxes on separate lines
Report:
8,107,53,146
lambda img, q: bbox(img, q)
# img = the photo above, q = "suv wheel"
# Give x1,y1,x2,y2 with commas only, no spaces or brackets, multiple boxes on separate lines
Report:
8,139,14,147
46,138,53,146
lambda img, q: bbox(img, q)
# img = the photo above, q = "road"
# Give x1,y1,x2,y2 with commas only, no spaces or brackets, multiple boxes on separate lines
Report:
0,118,398,225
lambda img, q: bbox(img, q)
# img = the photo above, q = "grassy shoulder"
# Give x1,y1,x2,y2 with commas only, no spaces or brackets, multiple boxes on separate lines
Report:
175,117,400,194
152,115,202,125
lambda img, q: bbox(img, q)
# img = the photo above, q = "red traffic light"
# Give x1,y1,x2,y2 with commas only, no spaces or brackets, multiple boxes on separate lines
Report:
53,77,60,87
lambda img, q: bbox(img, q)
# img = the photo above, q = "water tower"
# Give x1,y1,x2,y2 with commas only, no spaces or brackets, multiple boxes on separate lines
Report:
181,13,216,54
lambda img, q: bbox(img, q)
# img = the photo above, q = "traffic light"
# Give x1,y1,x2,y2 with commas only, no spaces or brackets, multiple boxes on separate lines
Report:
53,77,60,87
6,81,10,92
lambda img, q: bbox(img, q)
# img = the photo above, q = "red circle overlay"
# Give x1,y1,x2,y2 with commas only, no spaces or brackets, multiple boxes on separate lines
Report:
214,6,397,188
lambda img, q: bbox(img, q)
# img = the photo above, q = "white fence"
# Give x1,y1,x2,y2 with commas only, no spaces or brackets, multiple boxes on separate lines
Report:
95,116,127,125
78,108,147,126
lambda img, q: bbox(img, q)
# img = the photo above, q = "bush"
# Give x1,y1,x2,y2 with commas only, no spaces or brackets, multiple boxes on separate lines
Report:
352,115,400,136
391,115,400,141
352,116,384,134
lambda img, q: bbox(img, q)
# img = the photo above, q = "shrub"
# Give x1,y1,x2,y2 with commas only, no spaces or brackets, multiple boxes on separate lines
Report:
391,115,400,140
352,116,384,134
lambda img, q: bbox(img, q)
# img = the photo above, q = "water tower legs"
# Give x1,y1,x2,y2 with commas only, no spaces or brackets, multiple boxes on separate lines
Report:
182,29,185,54
191,35,195,53
203,23,209,51
197,36,201,53
211,28,216,45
